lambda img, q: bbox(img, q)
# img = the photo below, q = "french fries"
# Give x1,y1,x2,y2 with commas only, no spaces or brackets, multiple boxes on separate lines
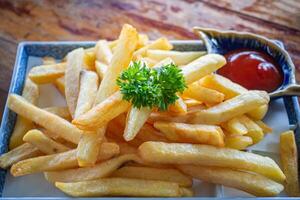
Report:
189,91,269,125
111,166,192,187
239,115,264,144
154,122,224,146
23,129,70,154
9,78,39,149
178,165,284,197
44,106,71,121
168,97,187,114
55,178,181,197
139,142,285,182
0,143,41,169
65,48,84,117
225,135,253,150
221,117,248,136
95,61,107,80
146,50,205,66
44,154,139,183
280,131,300,196
8,94,82,144
95,40,113,65
28,63,66,84
10,142,119,176
83,50,96,71
255,120,273,134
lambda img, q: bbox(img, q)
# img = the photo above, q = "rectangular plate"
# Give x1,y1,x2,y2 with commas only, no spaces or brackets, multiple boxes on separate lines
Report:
0,41,299,199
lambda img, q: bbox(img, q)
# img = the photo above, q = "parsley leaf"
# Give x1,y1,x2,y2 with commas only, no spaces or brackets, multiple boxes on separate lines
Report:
117,61,186,110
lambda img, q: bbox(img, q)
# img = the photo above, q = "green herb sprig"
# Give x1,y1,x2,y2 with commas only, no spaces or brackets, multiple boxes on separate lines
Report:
117,61,186,110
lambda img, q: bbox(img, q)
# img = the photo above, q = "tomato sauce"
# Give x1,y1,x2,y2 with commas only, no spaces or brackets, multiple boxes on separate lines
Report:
217,49,283,92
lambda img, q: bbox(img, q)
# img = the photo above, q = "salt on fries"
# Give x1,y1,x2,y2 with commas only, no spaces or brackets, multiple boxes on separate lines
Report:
2,24,289,197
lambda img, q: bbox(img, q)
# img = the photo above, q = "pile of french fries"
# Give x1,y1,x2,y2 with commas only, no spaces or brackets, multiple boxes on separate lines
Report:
0,24,297,197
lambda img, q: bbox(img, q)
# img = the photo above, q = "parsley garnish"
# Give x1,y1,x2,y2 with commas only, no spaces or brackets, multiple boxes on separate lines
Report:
117,61,186,110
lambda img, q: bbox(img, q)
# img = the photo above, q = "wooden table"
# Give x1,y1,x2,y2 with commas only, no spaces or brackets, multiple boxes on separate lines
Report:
0,0,299,122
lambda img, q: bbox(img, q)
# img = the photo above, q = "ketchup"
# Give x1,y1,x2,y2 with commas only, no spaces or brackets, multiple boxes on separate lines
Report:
217,49,283,92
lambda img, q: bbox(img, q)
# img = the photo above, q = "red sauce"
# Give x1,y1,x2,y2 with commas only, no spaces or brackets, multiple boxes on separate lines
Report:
217,49,283,92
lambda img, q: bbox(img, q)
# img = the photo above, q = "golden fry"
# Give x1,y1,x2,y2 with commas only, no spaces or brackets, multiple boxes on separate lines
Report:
154,122,224,147
28,63,66,84
168,97,187,114
95,40,113,65
111,166,192,187
178,165,283,197
239,115,264,144
8,94,82,144
255,120,273,134
44,106,71,121
9,78,39,149
95,61,107,80
11,142,119,176
45,154,139,183
83,51,96,71
55,178,181,197
225,135,253,150
280,131,300,196
139,142,285,182
221,117,248,136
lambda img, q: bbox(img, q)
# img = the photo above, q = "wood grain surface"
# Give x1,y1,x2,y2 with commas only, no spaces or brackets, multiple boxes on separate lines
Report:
0,0,299,122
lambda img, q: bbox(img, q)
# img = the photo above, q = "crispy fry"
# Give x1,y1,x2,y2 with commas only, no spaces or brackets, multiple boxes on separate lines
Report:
147,50,206,66
136,34,149,49
183,81,224,105
55,178,181,197
255,120,273,134
45,154,139,183
184,98,202,107
8,94,82,144
111,166,192,187
139,142,285,182
133,38,173,59
23,129,70,154
221,117,248,136
73,91,130,131
280,131,300,196
95,40,113,65
95,61,107,80
181,54,226,85
178,165,283,197
54,76,65,96
0,143,41,169
225,135,253,150
44,106,71,121
83,51,96,71
247,104,268,120
28,63,66,84
124,107,152,141
239,115,264,144
65,48,84,117
9,79,39,149
189,91,269,125
168,97,187,114
154,122,224,146
10,142,119,176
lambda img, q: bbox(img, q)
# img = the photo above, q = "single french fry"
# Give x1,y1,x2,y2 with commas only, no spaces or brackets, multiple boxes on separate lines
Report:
239,115,264,144
95,24,138,103
10,142,119,176
28,63,66,84
23,129,70,154
255,120,273,134
154,122,224,147
181,54,226,85
280,131,300,196
168,97,187,114
55,178,181,197
0,143,41,169
73,91,130,131
44,106,71,121
8,94,82,144
111,166,192,187
54,76,65,96
133,37,173,59
183,82,224,105
83,51,96,71
180,187,194,197
152,57,174,69
65,48,84,117
147,50,206,66
95,61,107,80
200,74,268,119
74,71,99,119
136,34,149,49
178,165,283,197
124,106,152,141
184,98,202,107
9,79,39,149
95,40,113,65
139,142,285,182
225,135,253,150
189,91,269,125
221,117,248,136
45,154,139,183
